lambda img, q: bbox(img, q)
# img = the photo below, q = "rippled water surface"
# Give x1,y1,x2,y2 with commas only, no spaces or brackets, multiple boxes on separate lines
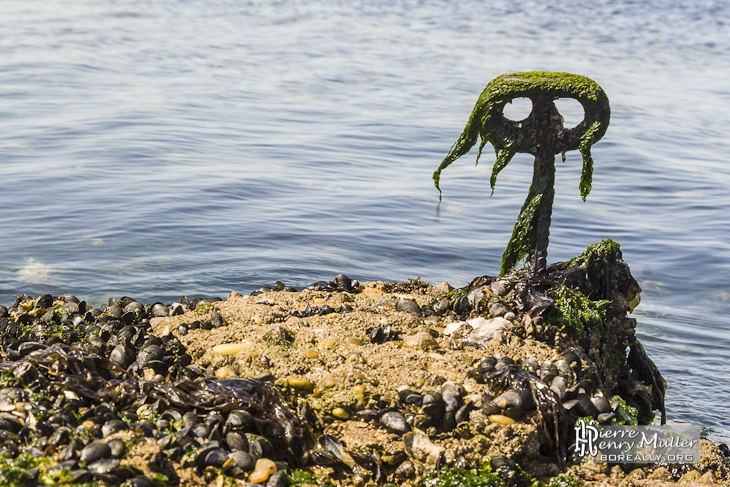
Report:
1,0,728,440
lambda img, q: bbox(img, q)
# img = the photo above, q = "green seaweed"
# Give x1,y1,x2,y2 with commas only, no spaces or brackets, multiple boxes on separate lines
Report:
545,474,580,487
570,239,621,266
421,465,506,487
286,469,336,487
549,285,610,335
434,72,610,275
0,452,97,487
609,395,639,426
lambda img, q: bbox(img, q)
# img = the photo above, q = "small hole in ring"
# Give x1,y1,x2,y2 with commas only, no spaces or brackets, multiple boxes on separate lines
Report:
502,97,532,122
554,98,585,128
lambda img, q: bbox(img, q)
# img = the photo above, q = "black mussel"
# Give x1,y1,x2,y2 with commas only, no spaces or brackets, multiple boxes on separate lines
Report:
467,367,488,383
182,365,204,379
224,410,254,432
574,395,599,418
308,281,331,292
480,356,497,369
118,297,136,308
170,304,185,316
195,446,228,468
395,460,416,479
17,341,46,357
123,301,145,317
189,298,208,310
452,296,471,314
455,403,473,424
273,281,286,291
250,436,273,457
61,301,80,315
182,412,202,428
127,477,157,487
109,345,136,369
151,303,169,317
380,411,409,435
228,450,255,471
136,344,164,367
225,431,249,452
102,420,128,437
108,438,126,458
332,274,354,292
310,449,338,465
396,299,422,317
107,305,123,318
597,412,615,424
58,442,78,461
368,325,400,344
591,396,612,414
495,356,515,370
432,297,449,316
36,294,53,309
48,427,73,447
87,457,120,475
80,440,111,463
354,409,379,422
490,455,526,487
71,469,93,484
494,390,533,419
12,361,39,382
404,394,423,407
441,382,465,400
211,311,226,327
482,400,501,416
191,423,210,438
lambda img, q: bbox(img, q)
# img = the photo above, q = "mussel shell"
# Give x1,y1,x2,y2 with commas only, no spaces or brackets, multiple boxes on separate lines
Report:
452,296,471,314
87,458,120,475
550,376,567,400
493,389,532,410
591,396,612,414
396,299,423,317
80,440,111,463
228,450,255,471
379,411,409,435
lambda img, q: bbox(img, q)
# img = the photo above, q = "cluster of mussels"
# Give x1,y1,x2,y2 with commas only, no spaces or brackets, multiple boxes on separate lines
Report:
0,294,308,487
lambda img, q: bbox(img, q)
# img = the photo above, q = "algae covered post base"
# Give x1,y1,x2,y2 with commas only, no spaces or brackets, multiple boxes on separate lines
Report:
434,71,611,276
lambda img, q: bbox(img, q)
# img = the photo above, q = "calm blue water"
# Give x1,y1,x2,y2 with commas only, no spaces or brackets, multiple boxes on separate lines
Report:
1,0,729,441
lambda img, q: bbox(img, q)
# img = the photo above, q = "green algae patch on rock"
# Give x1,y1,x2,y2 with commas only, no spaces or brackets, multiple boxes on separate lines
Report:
547,285,610,336
569,239,621,267
421,465,507,487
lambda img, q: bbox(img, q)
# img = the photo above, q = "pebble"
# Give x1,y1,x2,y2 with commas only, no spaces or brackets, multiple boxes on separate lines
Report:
488,414,517,425
212,343,253,355
403,332,438,350
287,377,314,390
249,458,277,484
331,407,350,420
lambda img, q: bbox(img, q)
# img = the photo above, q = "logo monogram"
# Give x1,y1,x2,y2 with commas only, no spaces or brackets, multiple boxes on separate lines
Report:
574,419,599,457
